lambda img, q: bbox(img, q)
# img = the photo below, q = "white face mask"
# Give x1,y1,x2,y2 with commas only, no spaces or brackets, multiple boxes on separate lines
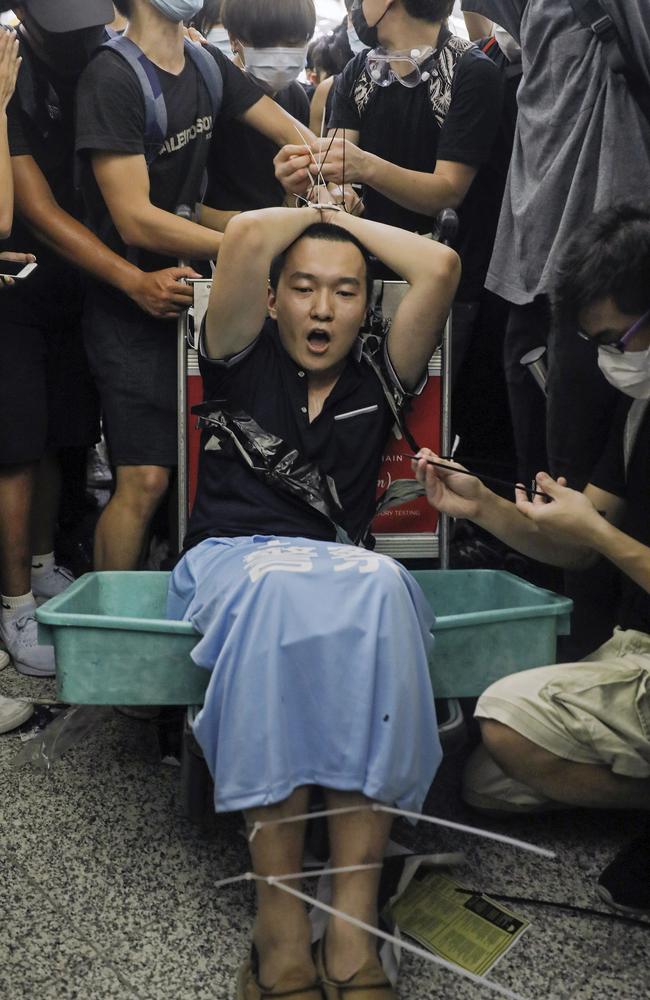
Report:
598,346,650,399
206,26,232,56
242,45,307,93
149,0,203,23
347,25,367,54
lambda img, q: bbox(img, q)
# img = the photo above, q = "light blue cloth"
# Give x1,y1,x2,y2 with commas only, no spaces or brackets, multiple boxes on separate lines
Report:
167,536,441,814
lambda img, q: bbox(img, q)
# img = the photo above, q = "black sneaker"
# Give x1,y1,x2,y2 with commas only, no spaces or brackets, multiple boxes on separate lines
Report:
597,834,650,916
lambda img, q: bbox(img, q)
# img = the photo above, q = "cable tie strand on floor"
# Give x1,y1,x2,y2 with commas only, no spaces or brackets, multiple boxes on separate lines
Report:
249,804,556,859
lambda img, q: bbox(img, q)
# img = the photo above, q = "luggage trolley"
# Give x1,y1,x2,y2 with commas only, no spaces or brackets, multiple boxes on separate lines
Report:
176,210,458,566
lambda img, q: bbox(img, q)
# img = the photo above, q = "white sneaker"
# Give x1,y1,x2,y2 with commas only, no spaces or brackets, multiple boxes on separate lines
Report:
0,649,9,670
31,564,74,604
0,694,34,734
0,609,56,677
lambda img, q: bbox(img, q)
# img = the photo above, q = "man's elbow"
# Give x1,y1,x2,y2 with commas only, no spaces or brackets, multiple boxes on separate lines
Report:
223,212,267,257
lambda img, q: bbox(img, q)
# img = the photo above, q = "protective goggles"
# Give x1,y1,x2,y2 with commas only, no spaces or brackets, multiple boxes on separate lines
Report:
365,46,434,88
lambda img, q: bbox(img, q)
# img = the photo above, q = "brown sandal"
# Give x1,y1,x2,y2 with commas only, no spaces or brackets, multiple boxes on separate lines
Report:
315,938,396,999
237,949,325,1000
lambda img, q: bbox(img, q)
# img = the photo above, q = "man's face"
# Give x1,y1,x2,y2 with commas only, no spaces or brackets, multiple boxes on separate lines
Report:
268,237,368,378
579,296,650,353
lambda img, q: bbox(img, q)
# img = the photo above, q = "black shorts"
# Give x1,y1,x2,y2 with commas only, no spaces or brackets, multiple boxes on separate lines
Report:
83,292,178,467
0,305,100,466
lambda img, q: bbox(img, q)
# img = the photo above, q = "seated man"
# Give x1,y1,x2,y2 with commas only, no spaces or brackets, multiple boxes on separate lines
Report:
167,205,460,998
414,202,650,917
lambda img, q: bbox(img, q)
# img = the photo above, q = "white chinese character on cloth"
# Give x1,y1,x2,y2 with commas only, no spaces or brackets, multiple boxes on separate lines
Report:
244,540,317,582
327,546,401,575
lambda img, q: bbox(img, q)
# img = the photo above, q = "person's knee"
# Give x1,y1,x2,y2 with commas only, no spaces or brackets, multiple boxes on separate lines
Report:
115,465,170,516
480,718,566,790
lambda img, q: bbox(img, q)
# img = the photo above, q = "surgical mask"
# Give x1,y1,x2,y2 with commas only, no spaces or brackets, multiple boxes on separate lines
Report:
598,346,650,399
366,46,433,88
494,25,521,64
347,24,367,54
242,45,307,93
350,0,391,49
148,0,203,23
206,26,232,56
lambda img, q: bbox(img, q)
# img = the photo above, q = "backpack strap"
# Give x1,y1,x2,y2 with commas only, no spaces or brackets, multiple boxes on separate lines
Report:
568,0,650,128
183,37,223,121
100,34,167,165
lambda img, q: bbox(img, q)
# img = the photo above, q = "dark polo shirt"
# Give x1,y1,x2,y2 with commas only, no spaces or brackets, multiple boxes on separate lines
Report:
185,317,418,548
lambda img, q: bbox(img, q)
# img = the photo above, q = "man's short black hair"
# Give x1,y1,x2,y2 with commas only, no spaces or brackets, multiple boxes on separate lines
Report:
269,222,374,303
402,0,454,24
553,202,650,331
310,24,353,77
222,0,316,47
192,0,224,35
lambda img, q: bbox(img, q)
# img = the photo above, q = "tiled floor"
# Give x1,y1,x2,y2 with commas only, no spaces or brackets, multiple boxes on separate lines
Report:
1,669,648,1000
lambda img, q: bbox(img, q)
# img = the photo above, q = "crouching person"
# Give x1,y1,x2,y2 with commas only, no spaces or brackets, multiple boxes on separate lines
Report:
167,205,460,998
415,202,650,917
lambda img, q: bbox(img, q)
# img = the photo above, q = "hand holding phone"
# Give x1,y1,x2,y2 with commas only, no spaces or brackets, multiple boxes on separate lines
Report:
0,251,37,286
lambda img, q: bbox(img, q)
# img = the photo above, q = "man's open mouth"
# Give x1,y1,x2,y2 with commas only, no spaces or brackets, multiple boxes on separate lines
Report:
307,329,331,354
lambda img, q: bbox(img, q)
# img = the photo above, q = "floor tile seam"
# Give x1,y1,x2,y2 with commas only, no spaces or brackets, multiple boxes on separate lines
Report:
3,847,146,999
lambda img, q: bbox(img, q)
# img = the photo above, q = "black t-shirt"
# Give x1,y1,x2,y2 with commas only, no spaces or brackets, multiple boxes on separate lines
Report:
186,318,411,549
75,43,260,303
328,33,502,298
590,397,650,634
206,80,309,211
2,39,84,323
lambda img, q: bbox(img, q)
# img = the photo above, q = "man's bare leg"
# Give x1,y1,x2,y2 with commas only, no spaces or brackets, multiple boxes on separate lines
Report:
94,465,170,570
481,719,650,809
245,786,316,988
323,790,393,981
0,463,35,595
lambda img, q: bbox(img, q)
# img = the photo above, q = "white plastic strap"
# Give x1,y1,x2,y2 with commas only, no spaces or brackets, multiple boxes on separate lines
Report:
249,803,556,860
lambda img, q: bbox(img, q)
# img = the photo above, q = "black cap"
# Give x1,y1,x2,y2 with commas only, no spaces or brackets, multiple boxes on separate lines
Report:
22,0,115,33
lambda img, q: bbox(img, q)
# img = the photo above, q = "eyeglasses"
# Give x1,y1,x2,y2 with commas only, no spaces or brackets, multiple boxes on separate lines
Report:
365,46,434,88
577,307,650,354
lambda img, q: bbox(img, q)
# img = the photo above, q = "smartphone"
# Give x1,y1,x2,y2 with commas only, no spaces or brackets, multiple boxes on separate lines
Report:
0,260,37,279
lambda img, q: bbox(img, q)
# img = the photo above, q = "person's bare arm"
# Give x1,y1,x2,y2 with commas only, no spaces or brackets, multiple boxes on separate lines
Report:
91,152,222,259
197,203,240,233
415,451,626,570
204,206,322,359
463,12,494,40
274,132,361,198
12,155,198,317
320,210,460,388
0,30,20,238
309,77,335,136
239,93,317,147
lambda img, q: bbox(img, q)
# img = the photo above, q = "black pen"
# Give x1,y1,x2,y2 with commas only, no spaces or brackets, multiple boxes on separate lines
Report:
407,454,549,499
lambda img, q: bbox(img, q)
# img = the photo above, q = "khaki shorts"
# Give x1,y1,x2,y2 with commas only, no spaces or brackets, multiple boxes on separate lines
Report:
463,628,650,812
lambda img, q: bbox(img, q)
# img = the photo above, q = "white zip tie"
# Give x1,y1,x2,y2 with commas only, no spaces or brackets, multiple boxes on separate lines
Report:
292,124,326,198
249,804,556,860
214,863,382,891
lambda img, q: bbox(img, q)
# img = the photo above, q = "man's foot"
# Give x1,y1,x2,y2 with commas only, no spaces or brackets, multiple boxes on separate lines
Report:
0,607,56,677
597,834,650,916
31,563,74,604
236,948,323,999
0,694,34,734
316,937,395,999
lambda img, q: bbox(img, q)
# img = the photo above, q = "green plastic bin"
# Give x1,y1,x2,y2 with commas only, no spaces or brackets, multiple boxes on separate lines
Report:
37,568,572,706
37,572,205,705
412,569,573,697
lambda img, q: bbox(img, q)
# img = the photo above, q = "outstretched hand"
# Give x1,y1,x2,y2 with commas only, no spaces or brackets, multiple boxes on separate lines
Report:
413,448,486,519
514,472,601,545
129,266,200,319
0,29,20,114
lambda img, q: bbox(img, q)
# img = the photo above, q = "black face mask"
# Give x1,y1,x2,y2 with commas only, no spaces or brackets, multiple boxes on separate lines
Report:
350,0,381,49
